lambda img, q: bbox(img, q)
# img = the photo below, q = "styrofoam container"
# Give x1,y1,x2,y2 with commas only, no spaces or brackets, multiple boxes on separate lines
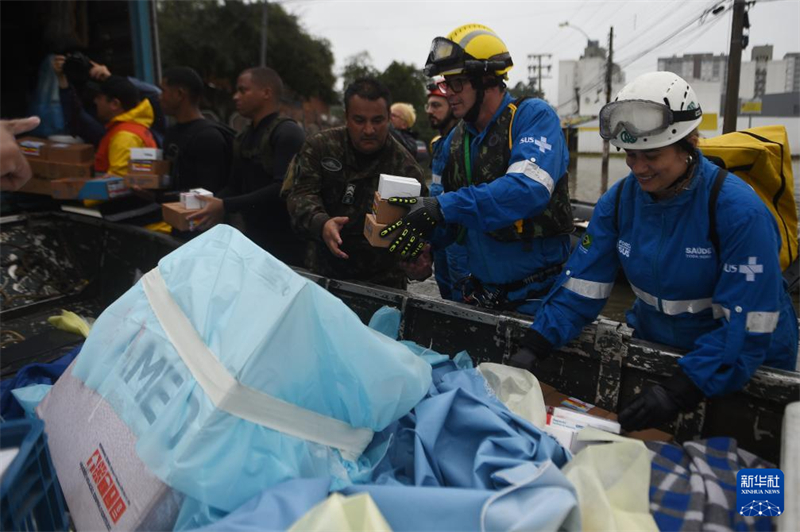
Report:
129,148,163,161
377,174,421,198
37,362,182,531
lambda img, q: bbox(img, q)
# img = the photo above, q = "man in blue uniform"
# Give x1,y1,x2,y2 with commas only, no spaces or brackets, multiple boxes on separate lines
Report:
382,24,574,315
513,72,798,431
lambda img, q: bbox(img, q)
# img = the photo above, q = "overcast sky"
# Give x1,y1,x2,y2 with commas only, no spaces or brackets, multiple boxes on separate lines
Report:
282,0,800,102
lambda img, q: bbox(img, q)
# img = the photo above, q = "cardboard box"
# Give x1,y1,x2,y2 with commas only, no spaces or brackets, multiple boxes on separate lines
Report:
51,177,129,201
18,137,49,158
128,160,171,176
49,161,93,180
371,191,407,225
37,363,182,531
27,158,51,179
363,213,393,248
47,143,94,165
17,176,51,195
377,174,421,198
162,202,198,232
125,173,173,190
538,381,673,445
130,148,163,160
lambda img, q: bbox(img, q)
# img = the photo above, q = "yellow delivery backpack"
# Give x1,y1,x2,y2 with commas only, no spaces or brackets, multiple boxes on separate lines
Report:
699,125,797,272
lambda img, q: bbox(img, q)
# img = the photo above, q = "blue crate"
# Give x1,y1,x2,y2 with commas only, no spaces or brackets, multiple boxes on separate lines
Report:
1,418,68,531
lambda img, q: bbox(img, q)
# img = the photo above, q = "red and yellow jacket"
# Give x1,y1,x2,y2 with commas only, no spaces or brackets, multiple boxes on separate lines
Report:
95,98,157,176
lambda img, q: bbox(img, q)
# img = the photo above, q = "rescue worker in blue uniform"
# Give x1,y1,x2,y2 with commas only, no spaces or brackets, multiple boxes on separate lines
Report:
426,79,469,301
512,72,798,431
381,24,574,316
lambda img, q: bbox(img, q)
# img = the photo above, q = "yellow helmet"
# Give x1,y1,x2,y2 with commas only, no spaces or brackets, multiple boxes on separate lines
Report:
424,24,513,78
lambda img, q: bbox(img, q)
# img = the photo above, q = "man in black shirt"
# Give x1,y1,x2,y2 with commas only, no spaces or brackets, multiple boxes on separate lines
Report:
160,67,231,193
189,67,306,266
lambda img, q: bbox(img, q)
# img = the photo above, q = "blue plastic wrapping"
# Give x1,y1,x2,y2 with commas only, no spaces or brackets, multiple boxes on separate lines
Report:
70,225,432,513
193,360,579,532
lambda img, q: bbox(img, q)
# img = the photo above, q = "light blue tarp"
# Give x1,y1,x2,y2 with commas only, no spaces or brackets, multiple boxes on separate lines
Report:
195,338,579,531
70,225,432,513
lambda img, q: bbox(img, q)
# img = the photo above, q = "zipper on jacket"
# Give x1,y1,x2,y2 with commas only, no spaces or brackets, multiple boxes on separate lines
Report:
654,211,666,312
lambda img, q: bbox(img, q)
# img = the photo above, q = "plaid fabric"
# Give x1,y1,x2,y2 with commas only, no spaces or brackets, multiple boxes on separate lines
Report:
646,438,776,532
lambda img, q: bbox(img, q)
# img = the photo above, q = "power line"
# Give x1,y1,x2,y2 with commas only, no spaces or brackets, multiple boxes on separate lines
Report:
557,1,729,111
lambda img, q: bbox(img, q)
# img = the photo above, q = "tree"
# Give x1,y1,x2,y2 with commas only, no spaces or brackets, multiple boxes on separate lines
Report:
157,0,337,120
341,52,380,89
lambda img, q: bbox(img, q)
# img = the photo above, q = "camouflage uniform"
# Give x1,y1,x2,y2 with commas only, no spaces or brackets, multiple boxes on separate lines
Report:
286,126,425,289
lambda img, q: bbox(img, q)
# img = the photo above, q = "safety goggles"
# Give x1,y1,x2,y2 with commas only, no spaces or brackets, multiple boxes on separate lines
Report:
424,37,472,77
436,77,471,95
598,100,702,140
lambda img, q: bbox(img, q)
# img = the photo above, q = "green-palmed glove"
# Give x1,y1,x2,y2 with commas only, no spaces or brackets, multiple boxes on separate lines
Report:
380,196,443,258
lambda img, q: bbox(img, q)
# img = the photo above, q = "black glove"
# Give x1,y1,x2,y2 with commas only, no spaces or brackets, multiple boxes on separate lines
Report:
381,196,443,258
618,369,705,432
508,328,553,371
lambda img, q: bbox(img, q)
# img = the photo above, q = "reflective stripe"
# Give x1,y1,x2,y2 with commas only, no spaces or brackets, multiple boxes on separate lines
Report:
431,173,442,185
507,160,554,195
713,304,731,320
563,276,613,299
141,267,373,461
746,311,779,333
631,283,720,317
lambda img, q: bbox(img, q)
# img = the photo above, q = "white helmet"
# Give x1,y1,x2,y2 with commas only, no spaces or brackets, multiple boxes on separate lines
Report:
599,72,702,150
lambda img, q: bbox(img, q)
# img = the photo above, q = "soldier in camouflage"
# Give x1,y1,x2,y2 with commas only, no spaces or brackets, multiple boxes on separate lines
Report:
285,78,427,289
382,24,573,315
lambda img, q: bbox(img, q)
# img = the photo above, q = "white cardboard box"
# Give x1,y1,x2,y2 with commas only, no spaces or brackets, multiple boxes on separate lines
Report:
37,362,182,531
544,406,621,453
377,174,421,199
180,188,213,210
129,148,163,161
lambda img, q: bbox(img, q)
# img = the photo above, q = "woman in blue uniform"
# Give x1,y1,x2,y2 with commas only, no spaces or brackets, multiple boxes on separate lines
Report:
512,72,797,431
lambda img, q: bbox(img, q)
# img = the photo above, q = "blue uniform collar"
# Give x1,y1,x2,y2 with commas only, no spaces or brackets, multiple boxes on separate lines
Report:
464,92,515,141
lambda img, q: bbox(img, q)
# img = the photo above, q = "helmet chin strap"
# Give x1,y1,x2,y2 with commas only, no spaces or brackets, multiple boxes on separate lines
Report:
463,77,485,124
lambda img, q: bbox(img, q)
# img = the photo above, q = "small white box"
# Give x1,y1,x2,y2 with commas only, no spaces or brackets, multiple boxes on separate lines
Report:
549,407,621,435
180,188,213,210
378,174,421,199
129,148,163,161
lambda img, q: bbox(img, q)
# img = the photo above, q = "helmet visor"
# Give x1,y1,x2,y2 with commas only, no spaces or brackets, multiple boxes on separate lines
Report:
424,37,469,77
599,100,672,140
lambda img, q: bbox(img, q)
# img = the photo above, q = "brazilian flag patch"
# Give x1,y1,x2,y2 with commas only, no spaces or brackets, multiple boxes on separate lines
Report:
580,233,593,253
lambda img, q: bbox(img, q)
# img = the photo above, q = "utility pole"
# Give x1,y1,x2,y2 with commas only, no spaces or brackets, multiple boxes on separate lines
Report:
601,26,614,192
723,0,747,133
260,0,269,66
527,53,552,98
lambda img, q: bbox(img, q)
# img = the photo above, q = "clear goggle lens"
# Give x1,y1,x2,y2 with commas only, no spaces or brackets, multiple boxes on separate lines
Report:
599,100,672,140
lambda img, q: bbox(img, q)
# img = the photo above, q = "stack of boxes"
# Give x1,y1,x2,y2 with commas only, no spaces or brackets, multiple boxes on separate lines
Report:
17,137,53,195
16,137,130,200
363,174,422,247
125,148,172,189
539,382,672,452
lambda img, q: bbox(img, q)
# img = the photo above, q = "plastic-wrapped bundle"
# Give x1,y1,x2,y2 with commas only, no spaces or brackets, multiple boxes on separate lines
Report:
71,225,432,512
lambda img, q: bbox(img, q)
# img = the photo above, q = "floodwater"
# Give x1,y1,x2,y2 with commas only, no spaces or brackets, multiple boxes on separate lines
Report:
411,156,800,322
